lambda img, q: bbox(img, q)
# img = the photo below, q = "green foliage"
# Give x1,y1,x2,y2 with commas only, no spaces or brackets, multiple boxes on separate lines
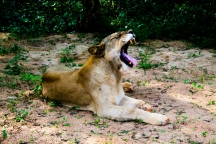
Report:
89,117,109,128
0,0,82,37
71,105,80,110
34,84,42,94
192,82,204,89
101,0,216,48
119,130,130,134
4,45,28,75
49,101,58,107
182,116,188,123
137,53,153,71
0,44,24,55
187,51,202,59
62,116,67,121
208,100,215,106
2,130,7,139
202,131,207,137
0,76,18,89
0,0,215,48
60,57,74,63
6,99,17,112
60,47,75,63
16,108,29,122
48,101,63,107
137,52,164,74
20,73,42,84
63,123,71,127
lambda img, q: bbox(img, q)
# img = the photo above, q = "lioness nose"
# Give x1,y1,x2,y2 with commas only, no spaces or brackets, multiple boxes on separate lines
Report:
128,30,134,34
128,30,135,37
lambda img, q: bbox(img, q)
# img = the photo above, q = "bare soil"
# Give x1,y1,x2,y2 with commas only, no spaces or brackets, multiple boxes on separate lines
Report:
0,33,216,144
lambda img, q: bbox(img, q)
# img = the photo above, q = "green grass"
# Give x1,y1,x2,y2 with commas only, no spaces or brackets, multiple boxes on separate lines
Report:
0,76,19,89
89,117,109,128
60,56,74,63
208,100,215,105
2,129,7,138
202,131,207,137
48,101,63,107
20,73,42,84
187,51,202,59
137,52,164,74
3,46,28,75
6,99,17,112
59,47,77,65
192,82,204,89
16,108,29,122
0,44,25,55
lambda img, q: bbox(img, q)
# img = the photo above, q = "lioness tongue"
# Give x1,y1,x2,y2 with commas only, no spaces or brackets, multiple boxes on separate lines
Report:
122,53,138,66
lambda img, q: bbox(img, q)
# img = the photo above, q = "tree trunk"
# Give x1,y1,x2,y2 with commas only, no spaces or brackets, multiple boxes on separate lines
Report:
79,0,101,32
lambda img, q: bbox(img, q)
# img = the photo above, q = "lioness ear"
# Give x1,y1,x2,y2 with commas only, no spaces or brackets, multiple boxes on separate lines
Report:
88,43,105,56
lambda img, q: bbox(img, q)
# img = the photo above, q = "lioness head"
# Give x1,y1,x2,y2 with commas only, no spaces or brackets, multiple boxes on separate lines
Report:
88,30,137,69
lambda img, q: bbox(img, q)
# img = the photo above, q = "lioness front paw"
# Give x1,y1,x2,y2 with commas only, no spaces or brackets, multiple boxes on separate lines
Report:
147,113,170,125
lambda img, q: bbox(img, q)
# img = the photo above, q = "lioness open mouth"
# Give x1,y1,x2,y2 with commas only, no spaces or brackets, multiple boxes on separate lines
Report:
120,38,138,67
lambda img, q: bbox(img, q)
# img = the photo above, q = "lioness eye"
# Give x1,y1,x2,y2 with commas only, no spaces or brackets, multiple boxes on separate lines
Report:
117,33,121,37
111,33,121,40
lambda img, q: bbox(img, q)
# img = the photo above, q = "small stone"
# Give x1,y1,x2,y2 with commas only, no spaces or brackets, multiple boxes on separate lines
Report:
152,134,159,139
168,124,174,129
7,96,18,100
179,125,185,129
24,90,34,97
142,132,151,138
161,89,167,93
166,107,173,111
61,138,68,142
202,116,212,122
33,123,40,126
0,120,5,126
132,132,142,139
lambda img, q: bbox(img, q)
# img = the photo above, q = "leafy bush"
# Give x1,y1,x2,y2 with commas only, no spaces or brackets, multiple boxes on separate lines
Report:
101,0,216,48
0,0,215,48
0,0,82,37
0,44,25,55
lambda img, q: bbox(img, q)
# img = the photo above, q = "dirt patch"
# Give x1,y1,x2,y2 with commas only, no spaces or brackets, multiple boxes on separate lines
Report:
0,33,216,144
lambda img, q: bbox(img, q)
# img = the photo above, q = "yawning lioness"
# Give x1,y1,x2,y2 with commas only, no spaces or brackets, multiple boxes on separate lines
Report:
42,30,169,125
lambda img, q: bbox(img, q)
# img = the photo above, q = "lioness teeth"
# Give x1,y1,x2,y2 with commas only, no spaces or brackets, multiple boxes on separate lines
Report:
129,38,136,44
133,38,136,43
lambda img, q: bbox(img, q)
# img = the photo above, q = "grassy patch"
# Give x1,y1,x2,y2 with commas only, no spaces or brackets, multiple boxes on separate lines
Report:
16,108,29,122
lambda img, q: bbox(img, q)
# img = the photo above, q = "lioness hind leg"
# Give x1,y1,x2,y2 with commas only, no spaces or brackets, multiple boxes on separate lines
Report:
122,82,134,92
119,96,152,112
98,105,169,125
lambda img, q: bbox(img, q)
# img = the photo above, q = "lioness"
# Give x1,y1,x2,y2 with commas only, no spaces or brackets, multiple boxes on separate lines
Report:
42,30,169,125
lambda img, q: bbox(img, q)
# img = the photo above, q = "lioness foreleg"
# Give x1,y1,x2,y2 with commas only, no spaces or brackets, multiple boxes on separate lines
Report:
97,105,169,125
119,96,152,112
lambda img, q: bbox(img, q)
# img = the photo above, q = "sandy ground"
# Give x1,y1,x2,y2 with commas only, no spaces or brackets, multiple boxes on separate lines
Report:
0,33,216,144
